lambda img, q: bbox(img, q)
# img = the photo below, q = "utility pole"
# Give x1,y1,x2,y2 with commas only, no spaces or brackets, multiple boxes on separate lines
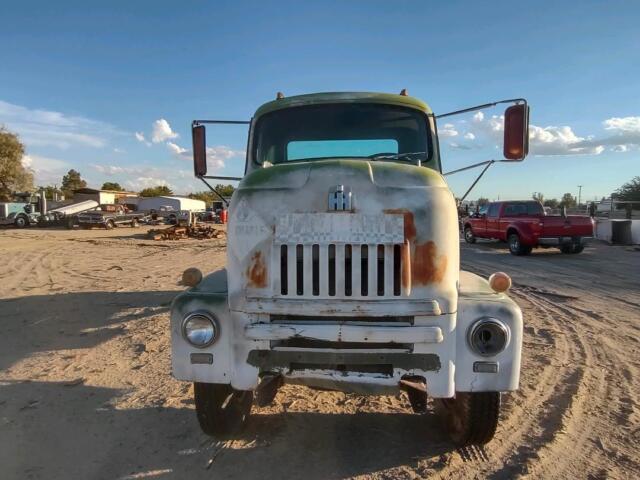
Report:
577,185,582,206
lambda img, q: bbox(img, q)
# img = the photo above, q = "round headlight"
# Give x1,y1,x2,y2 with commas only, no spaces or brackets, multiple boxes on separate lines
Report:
182,312,217,348
467,317,509,356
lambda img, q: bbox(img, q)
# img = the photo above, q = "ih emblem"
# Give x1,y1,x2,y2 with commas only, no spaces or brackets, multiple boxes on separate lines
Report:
328,185,352,211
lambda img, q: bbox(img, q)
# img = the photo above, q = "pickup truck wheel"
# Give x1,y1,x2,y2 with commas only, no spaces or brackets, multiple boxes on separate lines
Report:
105,220,115,230
464,226,476,244
508,233,531,256
560,244,573,254
435,392,501,446
194,383,253,438
571,244,584,254
130,218,139,228
14,215,28,228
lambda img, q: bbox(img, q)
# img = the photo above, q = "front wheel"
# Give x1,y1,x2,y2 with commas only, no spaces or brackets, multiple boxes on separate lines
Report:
435,392,501,446
14,216,28,228
194,383,253,438
105,220,115,230
464,226,476,244
130,218,139,228
508,233,532,256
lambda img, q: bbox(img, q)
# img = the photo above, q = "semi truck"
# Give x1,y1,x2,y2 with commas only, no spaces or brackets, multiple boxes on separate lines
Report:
170,91,530,446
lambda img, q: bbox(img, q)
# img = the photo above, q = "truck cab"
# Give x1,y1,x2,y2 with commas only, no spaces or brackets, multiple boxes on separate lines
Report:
171,92,529,446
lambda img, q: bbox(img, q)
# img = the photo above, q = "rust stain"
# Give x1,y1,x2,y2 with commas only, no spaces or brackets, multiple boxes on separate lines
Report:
412,241,447,285
401,239,412,294
247,251,267,288
384,209,416,241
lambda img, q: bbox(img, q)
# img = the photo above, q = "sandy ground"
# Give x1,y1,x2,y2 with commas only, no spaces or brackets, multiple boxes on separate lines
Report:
0,226,638,480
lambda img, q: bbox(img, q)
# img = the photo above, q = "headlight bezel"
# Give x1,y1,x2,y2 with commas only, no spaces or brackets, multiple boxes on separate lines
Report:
182,311,218,348
467,317,510,357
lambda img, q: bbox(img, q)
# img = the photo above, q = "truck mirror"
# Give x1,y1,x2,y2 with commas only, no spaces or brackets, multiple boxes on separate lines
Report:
192,124,207,177
503,104,529,160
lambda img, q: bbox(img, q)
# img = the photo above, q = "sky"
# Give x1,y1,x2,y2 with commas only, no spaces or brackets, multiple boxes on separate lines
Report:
1,0,638,202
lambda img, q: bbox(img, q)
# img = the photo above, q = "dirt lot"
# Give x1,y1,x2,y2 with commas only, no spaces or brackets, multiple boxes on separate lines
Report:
0,226,638,479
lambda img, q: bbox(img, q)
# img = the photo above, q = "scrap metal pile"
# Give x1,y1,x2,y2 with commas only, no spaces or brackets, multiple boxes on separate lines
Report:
147,224,225,241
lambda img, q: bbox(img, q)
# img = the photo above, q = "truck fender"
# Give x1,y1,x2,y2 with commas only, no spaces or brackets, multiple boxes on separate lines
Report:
505,222,536,245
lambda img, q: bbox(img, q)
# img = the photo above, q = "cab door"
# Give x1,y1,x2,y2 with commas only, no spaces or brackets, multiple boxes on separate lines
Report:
485,203,501,238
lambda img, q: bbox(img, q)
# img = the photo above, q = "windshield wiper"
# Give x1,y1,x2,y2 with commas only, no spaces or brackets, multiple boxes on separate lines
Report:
367,152,427,161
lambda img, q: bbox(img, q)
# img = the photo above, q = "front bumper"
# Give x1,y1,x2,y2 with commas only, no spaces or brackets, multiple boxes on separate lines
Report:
170,270,523,397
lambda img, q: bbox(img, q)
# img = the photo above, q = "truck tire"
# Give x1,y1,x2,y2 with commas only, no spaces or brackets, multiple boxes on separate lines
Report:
508,233,532,256
194,383,253,438
560,244,573,254
130,218,139,228
105,220,115,230
464,226,476,244
435,392,501,446
571,244,584,254
14,215,28,228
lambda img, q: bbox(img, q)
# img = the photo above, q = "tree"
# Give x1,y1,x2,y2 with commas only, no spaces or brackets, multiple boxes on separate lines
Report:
0,127,34,201
39,185,64,200
139,185,173,197
613,176,640,202
559,193,577,209
188,184,236,204
532,192,544,204
543,198,559,209
101,182,123,191
476,197,489,206
61,169,87,198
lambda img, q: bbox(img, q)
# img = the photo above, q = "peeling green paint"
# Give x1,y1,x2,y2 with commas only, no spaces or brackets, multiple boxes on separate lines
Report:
254,92,432,118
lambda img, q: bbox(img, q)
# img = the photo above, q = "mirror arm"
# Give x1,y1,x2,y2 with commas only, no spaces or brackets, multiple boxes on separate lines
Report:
436,98,526,119
457,160,496,204
444,159,496,176
199,177,233,207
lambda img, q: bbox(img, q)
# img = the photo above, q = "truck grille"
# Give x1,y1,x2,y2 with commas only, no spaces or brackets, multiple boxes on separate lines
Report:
277,243,408,298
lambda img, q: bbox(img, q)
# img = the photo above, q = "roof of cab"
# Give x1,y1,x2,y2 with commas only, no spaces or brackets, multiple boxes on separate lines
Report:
254,91,433,118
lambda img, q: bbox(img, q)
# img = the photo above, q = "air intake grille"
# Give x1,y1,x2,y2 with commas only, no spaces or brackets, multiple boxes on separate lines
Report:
278,243,408,298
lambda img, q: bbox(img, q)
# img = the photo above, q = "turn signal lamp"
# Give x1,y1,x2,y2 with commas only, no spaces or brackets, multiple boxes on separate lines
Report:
489,272,512,293
182,267,203,287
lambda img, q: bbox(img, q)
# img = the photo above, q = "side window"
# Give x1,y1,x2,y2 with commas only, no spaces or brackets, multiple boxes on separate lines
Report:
527,203,543,215
487,204,500,218
504,204,527,215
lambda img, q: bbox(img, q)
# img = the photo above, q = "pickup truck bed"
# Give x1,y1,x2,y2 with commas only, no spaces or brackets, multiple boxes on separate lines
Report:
464,201,594,255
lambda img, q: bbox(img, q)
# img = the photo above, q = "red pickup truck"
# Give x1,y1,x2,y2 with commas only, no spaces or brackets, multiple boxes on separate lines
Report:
463,201,594,255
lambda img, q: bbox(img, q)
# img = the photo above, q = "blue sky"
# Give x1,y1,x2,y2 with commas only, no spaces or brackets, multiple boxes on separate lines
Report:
1,0,638,202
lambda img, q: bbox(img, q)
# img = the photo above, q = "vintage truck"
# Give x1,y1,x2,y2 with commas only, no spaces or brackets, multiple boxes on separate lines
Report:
77,204,144,229
171,91,530,446
463,200,594,255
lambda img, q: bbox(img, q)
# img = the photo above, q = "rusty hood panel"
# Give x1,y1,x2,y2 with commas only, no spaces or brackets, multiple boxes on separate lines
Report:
226,159,459,314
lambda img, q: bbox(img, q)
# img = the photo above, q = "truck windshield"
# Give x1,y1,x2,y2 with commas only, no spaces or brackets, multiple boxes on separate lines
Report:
253,103,432,165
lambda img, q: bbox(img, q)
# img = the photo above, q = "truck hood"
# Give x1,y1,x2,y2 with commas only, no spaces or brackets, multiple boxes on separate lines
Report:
226,160,459,315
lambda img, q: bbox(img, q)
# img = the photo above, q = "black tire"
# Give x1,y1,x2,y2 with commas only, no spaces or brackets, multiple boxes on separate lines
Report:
571,244,584,254
194,383,253,438
66,217,75,229
130,218,139,228
105,220,115,230
464,226,476,244
14,215,28,228
559,244,573,254
435,392,501,446
508,233,531,256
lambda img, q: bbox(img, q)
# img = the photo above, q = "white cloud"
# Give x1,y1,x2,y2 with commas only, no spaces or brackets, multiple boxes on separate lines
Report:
464,132,475,140
125,176,173,191
21,154,71,185
473,111,484,122
113,147,124,153
612,145,629,153
167,141,188,156
603,116,640,133
134,132,146,142
439,123,458,138
0,99,119,149
449,142,472,150
151,119,178,143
